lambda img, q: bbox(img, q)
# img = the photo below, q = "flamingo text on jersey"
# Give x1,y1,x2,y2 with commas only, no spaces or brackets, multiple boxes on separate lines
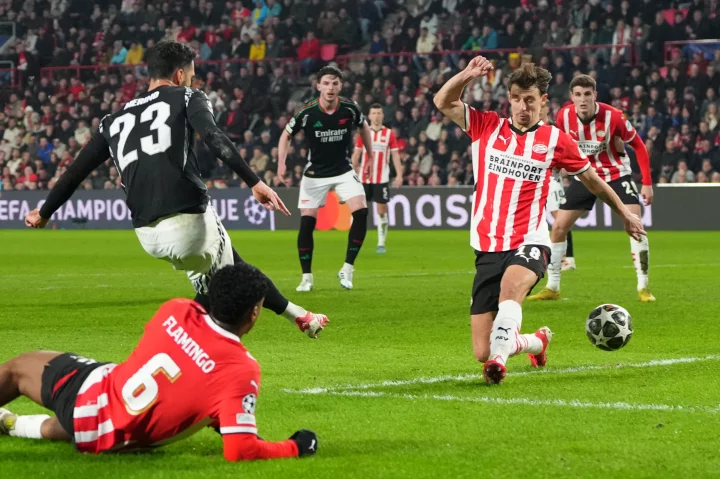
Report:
162,316,216,373
487,148,546,182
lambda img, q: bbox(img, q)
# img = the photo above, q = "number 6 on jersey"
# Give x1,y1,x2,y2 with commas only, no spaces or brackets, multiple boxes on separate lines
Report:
122,353,182,415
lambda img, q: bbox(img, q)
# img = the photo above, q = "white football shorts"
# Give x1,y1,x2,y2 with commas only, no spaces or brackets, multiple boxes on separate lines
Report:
298,170,366,209
134,206,234,295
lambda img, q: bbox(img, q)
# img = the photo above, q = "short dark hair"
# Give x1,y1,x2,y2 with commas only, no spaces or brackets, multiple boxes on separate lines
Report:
570,74,597,91
317,65,343,82
209,263,268,327
145,40,196,80
369,103,383,111
506,63,552,95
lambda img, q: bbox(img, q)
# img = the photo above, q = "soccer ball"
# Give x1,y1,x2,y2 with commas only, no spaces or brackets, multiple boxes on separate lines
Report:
585,304,633,351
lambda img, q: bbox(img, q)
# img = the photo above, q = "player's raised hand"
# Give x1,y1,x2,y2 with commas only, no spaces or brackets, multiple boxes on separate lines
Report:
251,181,291,216
25,209,49,229
290,429,318,457
465,56,493,78
623,212,646,241
640,185,654,206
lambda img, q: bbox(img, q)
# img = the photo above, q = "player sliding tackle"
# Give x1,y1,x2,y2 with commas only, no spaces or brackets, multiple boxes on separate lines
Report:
529,74,655,303
24,40,327,338
433,57,645,384
0,263,318,460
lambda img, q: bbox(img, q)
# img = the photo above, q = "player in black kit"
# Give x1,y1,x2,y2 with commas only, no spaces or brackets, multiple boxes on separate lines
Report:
24,40,329,339
277,66,374,292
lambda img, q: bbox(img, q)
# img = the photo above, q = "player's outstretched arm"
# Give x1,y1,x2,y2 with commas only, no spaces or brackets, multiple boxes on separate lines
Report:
222,430,317,461
26,131,110,228
577,167,646,241
433,56,493,130
186,91,289,215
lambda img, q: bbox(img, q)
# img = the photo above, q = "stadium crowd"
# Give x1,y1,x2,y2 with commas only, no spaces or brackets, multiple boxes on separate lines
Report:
1,0,720,193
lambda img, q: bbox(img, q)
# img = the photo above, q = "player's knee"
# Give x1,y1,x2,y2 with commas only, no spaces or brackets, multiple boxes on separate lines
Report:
299,215,317,231
352,208,368,221
500,279,533,304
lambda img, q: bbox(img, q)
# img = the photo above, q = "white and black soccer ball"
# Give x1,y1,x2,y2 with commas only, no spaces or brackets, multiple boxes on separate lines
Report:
586,304,633,351
244,197,268,225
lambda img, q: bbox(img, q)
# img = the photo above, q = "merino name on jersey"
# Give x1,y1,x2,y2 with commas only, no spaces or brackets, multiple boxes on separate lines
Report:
123,91,160,110
163,316,216,373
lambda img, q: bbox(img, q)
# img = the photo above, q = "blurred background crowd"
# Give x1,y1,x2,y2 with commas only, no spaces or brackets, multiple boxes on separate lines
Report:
1,0,719,193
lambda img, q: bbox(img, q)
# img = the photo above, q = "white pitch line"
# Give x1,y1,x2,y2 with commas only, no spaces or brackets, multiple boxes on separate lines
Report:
319,390,720,414
283,355,720,395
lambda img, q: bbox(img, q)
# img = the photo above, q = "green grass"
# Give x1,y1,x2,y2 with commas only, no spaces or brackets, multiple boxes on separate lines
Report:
0,229,719,478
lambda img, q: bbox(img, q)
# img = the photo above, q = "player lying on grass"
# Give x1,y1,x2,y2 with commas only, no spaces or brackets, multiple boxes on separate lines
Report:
433,57,645,384
0,263,318,461
24,40,327,339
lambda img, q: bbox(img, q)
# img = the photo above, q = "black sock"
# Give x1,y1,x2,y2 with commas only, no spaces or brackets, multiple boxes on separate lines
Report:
298,216,316,274
231,247,288,315
566,230,574,257
345,208,368,265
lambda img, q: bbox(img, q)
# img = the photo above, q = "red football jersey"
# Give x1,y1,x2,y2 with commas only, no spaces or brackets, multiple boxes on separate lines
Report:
465,104,590,252
354,127,398,184
72,299,261,453
556,102,637,182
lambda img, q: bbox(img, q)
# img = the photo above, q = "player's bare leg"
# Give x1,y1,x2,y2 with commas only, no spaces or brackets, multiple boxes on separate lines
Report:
627,204,655,302
484,266,552,384
338,195,368,290
0,351,72,441
528,209,585,300
471,313,495,363
376,202,389,254
297,208,318,292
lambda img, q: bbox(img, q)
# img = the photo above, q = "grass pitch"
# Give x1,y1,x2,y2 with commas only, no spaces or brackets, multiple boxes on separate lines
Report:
0,229,719,478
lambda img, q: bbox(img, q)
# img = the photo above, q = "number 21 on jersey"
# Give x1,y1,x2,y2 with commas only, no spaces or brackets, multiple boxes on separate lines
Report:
109,101,172,172
122,353,182,415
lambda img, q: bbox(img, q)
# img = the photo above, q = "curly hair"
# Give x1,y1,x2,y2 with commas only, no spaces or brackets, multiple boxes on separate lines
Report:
209,263,268,327
146,40,197,80
506,63,552,95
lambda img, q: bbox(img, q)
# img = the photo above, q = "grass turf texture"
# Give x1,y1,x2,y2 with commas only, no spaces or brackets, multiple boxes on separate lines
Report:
0,229,719,478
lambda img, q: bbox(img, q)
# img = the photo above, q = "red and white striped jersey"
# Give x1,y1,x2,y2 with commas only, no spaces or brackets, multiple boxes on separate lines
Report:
465,105,590,252
355,126,398,184
72,299,261,454
556,102,637,182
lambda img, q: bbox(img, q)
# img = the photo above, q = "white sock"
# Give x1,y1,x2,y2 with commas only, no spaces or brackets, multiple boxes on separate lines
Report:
9,415,50,439
546,241,566,292
342,262,354,272
514,333,543,355
378,214,388,247
282,301,307,323
489,300,523,364
630,236,649,290
300,273,313,283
